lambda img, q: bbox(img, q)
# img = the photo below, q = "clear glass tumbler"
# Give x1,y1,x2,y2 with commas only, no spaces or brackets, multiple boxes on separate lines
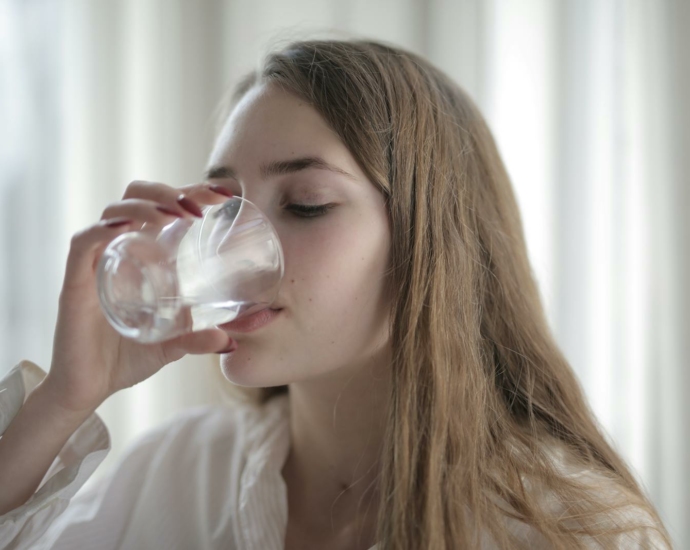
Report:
96,196,284,343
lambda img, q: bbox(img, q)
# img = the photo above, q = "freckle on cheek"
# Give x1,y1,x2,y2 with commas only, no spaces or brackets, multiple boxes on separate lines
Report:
291,279,295,284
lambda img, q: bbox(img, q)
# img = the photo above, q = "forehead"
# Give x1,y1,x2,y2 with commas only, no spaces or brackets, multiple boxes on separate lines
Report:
207,84,345,169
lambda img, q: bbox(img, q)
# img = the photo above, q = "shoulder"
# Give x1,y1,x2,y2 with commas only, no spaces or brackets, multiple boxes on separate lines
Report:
539,441,671,549
120,393,290,469
32,396,290,547
85,394,290,516
497,438,670,549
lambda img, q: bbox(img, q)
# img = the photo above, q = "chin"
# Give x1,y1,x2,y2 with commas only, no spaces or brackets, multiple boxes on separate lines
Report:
218,351,282,388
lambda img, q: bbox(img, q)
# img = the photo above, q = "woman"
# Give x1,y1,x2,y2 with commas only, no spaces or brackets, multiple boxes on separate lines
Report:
0,39,672,549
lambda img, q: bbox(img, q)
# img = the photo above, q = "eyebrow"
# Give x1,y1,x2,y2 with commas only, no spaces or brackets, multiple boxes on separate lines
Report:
203,156,356,181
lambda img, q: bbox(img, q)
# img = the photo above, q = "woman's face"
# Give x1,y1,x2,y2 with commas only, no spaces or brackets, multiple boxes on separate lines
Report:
206,84,392,387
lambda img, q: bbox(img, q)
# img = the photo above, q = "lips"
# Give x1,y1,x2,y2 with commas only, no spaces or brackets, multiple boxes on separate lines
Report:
218,308,282,333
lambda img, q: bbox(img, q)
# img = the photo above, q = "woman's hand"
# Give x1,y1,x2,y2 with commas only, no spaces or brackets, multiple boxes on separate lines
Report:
42,180,236,414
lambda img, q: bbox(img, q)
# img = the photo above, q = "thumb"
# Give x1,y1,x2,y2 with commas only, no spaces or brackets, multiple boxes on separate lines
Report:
163,328,236,356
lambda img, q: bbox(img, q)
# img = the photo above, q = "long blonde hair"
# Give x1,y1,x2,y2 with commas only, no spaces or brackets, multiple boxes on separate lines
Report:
213,39,671,549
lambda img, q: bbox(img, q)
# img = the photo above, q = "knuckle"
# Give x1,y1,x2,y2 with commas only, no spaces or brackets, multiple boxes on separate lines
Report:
179,181,206,195
123,180,176,203
123,179,150,197
101,201,121,215
70,228,89,247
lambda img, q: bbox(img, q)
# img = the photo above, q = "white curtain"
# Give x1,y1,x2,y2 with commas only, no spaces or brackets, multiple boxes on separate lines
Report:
1,0,687,546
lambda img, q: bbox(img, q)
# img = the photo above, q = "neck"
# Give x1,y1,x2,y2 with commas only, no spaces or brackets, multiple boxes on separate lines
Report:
281,347,391,545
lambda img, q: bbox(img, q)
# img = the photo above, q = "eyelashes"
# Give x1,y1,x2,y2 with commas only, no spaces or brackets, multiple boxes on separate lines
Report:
286,203,334,218
212,200,333,220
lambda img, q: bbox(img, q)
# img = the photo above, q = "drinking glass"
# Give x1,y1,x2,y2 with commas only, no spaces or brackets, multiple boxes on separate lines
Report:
96,196,284,343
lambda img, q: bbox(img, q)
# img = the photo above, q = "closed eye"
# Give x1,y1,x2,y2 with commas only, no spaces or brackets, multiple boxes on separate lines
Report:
286,203,333,218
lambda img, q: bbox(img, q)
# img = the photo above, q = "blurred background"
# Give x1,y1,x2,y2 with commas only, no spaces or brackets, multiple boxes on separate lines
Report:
1,0,688,546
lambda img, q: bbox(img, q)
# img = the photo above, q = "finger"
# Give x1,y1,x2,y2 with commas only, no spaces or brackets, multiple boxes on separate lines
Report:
182,182,236,205
174,187,233,219
119,181,209,222
123,179,235,209
62,218,135,290
100,198,189,227
162,329,237,357
121,180,190,203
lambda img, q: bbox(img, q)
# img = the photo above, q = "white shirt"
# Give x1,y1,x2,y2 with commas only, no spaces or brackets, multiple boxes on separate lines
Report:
0,360,667,549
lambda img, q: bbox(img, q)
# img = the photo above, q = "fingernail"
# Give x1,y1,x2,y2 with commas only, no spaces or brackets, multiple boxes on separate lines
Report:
214,340,238,354
208,184,234,198
176,194,204,218
156,205,183,217
103,218,132,228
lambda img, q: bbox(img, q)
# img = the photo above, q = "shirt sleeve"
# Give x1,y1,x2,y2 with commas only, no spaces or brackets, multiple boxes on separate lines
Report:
0,360,110,550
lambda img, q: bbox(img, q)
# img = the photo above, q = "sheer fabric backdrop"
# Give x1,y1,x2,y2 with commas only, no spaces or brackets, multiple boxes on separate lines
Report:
0,0,687,546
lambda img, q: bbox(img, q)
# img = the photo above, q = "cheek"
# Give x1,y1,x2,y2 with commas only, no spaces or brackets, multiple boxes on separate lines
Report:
283,217,390,338
218,218,391,388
